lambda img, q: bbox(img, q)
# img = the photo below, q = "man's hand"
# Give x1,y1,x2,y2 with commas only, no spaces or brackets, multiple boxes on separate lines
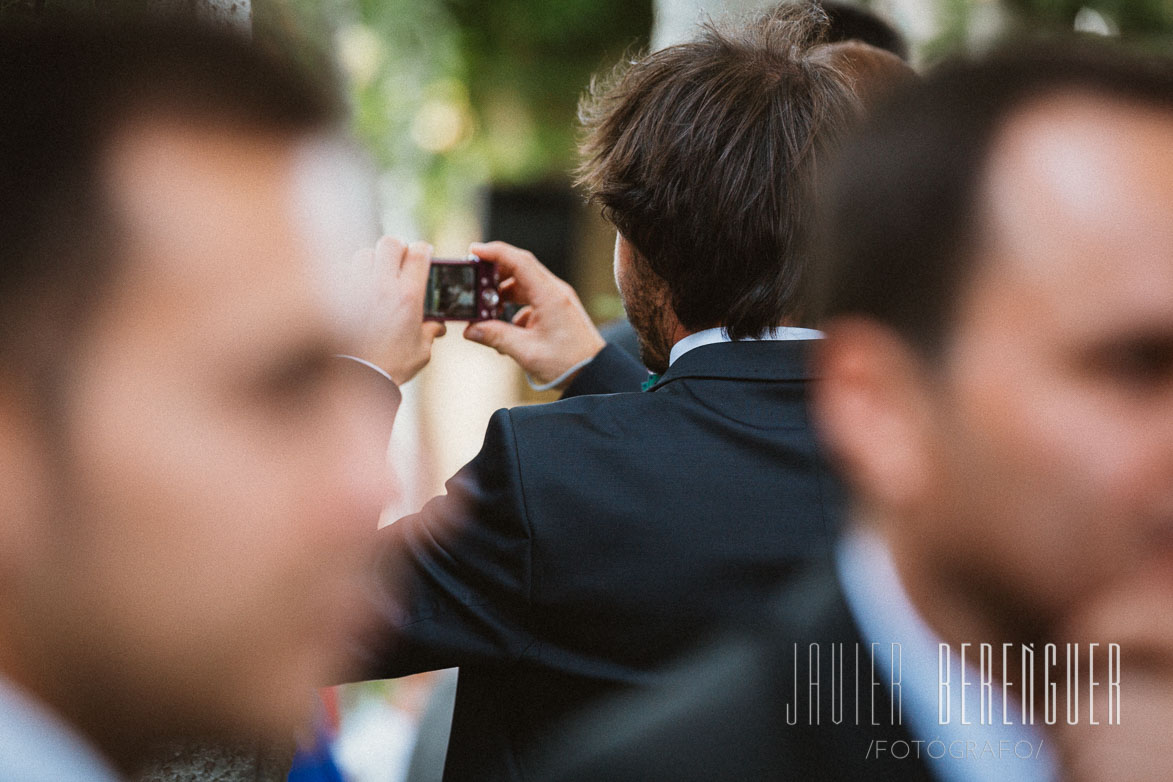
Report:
362,236,446,385
463,241,605,389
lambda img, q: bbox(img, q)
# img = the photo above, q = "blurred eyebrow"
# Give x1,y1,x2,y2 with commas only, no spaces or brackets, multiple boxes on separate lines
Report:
256,341,336,385
1085,330,1173,381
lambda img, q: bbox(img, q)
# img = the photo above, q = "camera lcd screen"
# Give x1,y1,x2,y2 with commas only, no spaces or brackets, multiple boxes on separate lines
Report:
425,264,478,320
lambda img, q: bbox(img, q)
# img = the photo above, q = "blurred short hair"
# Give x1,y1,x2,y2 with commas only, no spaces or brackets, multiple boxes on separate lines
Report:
0,15,340,391
812,40,916,109
821,0,909,61
577,2,859,338
815,39,1173,357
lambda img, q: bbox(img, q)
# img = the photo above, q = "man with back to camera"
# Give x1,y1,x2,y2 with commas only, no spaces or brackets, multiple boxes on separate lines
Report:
539,38,1173,782
0,16,440,780
360,6,917,781
462,0,912,384
571,0,911,367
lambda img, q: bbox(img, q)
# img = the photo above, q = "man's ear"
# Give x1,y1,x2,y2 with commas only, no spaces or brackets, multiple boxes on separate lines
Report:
812,318,942,518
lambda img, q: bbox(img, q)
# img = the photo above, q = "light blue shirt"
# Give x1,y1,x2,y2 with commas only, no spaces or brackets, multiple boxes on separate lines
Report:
668,326,823,366
835,528,1058,782
0,676,122,782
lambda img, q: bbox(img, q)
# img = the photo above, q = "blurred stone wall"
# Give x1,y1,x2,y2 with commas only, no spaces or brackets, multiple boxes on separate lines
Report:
137,741,294,782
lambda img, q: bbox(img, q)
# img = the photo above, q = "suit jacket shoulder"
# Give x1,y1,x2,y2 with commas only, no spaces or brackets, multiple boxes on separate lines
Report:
368,340,846,780
561,342,649,398
368,406,537,678
538,565,938,782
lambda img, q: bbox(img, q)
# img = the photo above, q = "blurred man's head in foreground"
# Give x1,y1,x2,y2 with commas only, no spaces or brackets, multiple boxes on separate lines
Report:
576,3,904,373
813,41,1173,646
0,16,389,771
820,0,909,61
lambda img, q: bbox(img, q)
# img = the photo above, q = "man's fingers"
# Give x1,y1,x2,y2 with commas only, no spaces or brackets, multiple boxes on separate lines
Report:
423,321,447,340
498,276,519,301
469,241,551,301
470,240,542,270
375,236,407,271
399,240,434,296
463,319,525,359
511,305,534,327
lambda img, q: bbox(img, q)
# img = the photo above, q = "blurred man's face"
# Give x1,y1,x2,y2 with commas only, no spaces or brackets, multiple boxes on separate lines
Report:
900,93,1173,639
12,121,390,757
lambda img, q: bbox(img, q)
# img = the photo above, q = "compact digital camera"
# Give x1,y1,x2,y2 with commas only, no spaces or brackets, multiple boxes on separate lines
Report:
424,255,503,322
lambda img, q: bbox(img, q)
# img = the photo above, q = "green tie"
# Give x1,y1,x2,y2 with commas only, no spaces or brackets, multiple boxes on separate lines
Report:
641,374,661,392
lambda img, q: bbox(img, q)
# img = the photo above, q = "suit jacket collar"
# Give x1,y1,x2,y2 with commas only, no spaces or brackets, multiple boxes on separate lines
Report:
646,338,816,392
762,562,940,782
835,531,1059,782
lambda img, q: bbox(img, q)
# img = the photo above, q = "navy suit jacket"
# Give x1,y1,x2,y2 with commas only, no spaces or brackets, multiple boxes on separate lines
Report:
537,562,937,782
367,339,844,781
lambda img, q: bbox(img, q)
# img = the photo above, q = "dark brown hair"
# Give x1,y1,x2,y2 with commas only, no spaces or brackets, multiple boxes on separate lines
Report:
577,2,860,339
0,14,340,395
815,39,1173,357
811,41,916,110
821,0,908,61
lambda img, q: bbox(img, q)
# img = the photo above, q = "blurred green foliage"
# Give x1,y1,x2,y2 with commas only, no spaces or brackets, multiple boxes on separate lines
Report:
1004,0,1173,36
6,0,1167,234
256,0,469,234
922,0,1173,57
250,0,1168,234
445,0,653,183
254,0,650,237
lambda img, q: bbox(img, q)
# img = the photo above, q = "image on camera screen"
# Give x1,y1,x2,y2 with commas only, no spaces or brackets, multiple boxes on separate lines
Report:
426,264,478,320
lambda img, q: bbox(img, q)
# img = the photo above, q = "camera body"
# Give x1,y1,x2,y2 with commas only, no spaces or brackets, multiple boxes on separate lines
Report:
424,255,502,321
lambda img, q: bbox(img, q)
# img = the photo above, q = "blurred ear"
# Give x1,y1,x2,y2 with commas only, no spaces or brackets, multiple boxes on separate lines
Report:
812,318,941,517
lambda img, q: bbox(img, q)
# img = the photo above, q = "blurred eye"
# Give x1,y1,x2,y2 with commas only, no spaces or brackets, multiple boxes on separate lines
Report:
257,349,333,409
1092,334,1173,389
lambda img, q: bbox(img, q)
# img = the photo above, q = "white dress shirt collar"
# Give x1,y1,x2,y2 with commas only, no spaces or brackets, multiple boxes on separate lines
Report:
0,675,122,782
668,326,824,367
835,528,1058,782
